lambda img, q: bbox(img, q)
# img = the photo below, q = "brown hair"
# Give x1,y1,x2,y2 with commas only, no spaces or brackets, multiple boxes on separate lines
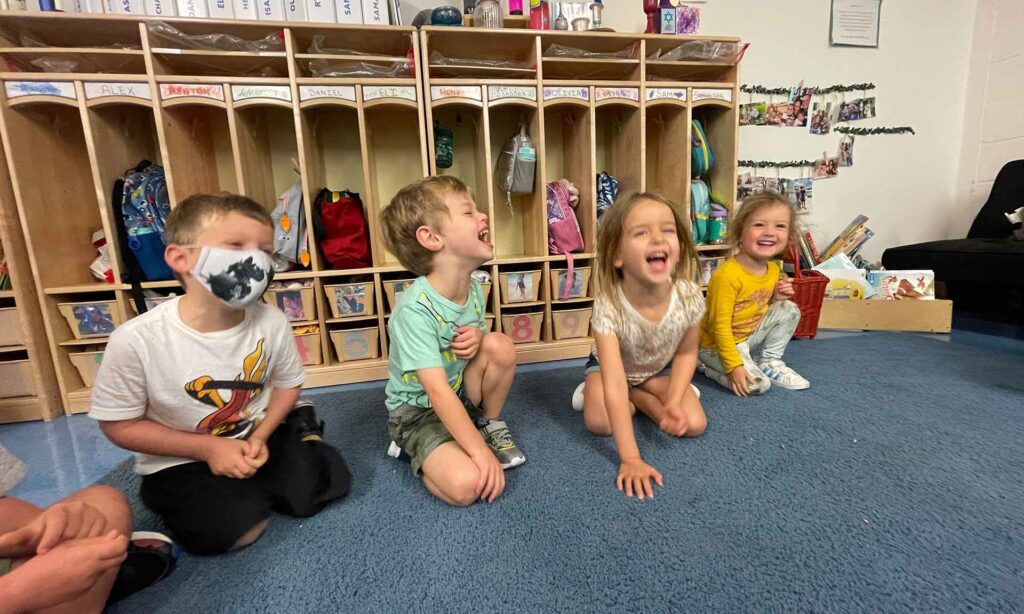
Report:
379,175,471,276
165,193,273,247
594,192,697,307
729,190,798,256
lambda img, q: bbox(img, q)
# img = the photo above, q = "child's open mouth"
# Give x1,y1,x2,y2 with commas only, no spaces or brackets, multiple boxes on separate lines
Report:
478,229,492,246
645,251,669,273
757,239,777,249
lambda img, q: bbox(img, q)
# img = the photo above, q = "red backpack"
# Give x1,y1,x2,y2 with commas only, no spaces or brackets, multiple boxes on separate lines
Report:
312,189,372,270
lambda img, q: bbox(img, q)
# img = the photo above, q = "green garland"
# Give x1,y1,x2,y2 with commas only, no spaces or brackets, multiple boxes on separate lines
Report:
738,160,816,168
740,83,875,96
833,126,916,135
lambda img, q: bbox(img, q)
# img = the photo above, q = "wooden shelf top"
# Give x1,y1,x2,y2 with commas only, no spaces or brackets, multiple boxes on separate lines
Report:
696,244,733,252
500,301,545,309
0,290,14,299
0,344,26,352
325,315,378,324
45,284,122,295
58,337,109,347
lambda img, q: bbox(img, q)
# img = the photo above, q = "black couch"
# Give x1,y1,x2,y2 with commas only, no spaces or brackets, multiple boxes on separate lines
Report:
882,160,1024,323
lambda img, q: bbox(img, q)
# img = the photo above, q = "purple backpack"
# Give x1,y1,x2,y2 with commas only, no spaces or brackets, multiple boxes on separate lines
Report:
547,181,585,299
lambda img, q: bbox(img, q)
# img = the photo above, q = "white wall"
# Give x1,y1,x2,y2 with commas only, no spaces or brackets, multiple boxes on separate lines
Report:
955,0,1023,237
400,0,977,261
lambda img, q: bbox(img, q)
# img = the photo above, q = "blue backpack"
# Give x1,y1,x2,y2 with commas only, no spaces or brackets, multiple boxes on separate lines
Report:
118,161,172,281
691,119,714,179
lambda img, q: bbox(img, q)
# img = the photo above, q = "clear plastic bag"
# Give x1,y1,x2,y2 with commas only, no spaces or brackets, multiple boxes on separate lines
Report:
147,21,285,52
306,36,405,59
307,59,412,78
543,42,639,59
18,32,139,50
648,41,748,64
428,51,534,77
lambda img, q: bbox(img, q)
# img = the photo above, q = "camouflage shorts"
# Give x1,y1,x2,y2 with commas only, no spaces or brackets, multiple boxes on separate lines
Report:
387,387,482,475
0,558,11,577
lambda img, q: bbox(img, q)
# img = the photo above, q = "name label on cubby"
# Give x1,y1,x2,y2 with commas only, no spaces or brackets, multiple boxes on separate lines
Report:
488,85,537,103
5,81,76,101
83,82,152,102
159,84,225,102
692,88,733,103
362,86,417,103
430,85,482,102
646,88,687,102
232,85,292,103
299,85,356,102
595,87,639,102
543,87,589,102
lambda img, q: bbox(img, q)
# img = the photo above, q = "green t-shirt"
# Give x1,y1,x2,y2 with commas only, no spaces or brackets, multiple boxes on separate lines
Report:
384,276,487,411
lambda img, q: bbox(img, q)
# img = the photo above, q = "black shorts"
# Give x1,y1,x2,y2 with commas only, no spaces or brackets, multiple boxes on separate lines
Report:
140,408,351,555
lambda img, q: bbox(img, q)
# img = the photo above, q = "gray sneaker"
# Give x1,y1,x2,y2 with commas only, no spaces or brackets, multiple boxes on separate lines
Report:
479,420,525,469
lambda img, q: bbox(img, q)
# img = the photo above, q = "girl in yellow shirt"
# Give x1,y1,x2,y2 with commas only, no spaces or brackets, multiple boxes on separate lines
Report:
699,192,810,396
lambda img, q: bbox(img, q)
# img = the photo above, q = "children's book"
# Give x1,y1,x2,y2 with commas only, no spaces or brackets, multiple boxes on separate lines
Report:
867,270,935,300
820,214,868,261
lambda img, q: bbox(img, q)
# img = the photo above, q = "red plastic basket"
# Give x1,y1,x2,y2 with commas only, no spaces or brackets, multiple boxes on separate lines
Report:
787,246,829,339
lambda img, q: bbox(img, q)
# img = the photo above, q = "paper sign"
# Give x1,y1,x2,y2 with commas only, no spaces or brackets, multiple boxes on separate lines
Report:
542,87,589,102
829,0,881,48
232,85,292,103
363,86,417,102
159,83,225,102
692,88,732,103
430,85,482,102
84,82,152,102
299,85,356,102
646,88,687,102
487,85,537,103
5,81,76,101
595,87,639,102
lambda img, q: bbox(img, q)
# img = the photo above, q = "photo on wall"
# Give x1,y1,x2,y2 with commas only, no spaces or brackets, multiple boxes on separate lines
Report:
809,102,833,135
737,173,769,201
764,102,792,127
740,102,767,126
787,86,812,127
813,156,840,179
837,97,876,122
838,134,855,167
790,178,813,211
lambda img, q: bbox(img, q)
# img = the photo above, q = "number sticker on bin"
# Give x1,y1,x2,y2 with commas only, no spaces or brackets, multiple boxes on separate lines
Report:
510,315,535,342
5,81,76,100
344,331,371,359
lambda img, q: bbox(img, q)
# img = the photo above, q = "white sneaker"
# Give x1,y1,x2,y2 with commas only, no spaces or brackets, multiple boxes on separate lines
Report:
758,359,810,390
571,382,585,411
690,383,701,399
386,440,403,458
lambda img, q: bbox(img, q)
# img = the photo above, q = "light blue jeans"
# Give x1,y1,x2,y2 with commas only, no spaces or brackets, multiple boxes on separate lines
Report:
698,300,801,395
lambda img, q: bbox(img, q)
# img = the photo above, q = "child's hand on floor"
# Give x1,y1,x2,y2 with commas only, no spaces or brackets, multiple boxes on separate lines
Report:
729,366,755,397
244,437,269,470
773,278,795,302
470,449,505,503
204,438,258,479
616,458,663,500
658,404,689,437
452,326,484,361
0,499,109,555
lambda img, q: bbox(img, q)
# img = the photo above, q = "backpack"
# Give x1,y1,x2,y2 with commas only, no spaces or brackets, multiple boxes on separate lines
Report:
117,161,173,283
691,179,711,244
691,118,714,178
546,180,585,300
271,181,310,272
494,125,537,208
312,189,372,270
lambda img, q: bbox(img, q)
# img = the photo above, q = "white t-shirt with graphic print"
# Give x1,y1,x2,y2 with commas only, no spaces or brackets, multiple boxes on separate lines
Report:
88,297,305,475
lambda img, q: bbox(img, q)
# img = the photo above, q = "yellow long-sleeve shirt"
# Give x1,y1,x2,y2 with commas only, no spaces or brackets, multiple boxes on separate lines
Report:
699,257,780,372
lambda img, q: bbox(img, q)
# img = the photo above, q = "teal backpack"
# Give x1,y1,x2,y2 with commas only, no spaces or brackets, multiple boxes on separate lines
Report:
691,119,714,179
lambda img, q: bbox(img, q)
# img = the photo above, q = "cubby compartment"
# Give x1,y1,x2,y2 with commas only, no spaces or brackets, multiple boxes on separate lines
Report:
488,100,545,259
68,348,104,388
330,325,382,363
363,103,426,266
161,104,238,201
146,22,288,79
543,103,595,253
233,103,301,209
692,104,738,209
324,278,377,320
551,306,593,340
301,103,366,206
540,34,641,81
0,17,145,75
0,359,36,398
644,38,742,83
1,102,104,289
595,102,643,198
264,280,316,323
645,101,690,207
430,103,489,203
292,324,323,366
500,307,543,344
423,29,538,80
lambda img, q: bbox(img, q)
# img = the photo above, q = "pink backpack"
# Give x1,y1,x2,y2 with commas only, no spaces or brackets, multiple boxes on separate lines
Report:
547,180,585,299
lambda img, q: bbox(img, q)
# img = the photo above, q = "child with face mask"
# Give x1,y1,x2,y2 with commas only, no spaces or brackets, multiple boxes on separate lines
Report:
89,194,351,556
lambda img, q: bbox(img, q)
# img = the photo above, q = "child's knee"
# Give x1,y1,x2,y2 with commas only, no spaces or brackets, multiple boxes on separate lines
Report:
583,411,612,436
685,413,708,437
774,299,801,320
444,466,482,507
77,485,132,534
482,332,516,366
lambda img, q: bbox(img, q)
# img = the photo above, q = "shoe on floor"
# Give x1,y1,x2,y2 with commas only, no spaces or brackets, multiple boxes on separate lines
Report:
690,383,701,399
106,531,178,605
288,398,325,441
758,359,810,390
571,382,585,412
386,440,411,464
479,420,526,469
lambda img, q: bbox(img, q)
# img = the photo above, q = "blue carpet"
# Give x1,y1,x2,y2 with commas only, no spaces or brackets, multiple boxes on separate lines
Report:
104,333,1024,613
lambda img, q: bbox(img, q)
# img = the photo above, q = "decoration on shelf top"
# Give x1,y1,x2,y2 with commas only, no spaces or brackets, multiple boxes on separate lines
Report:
741,83,876,96
833,126,916,136
739,160,817,169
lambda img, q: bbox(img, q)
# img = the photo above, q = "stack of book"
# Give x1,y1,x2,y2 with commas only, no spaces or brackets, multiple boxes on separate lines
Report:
792,214,873,270
1,0,398,24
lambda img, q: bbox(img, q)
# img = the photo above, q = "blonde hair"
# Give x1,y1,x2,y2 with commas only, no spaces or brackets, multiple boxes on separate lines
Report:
165,193,273,247
594,192,697,308
380,175,471,276
729,190,798,256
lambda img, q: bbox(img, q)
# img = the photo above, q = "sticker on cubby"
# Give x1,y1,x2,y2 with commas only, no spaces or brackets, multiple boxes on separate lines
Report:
488,85,537,103
693,88,733,103
299,85,356,103
595,87,639,103
431,85,482,102
5,81,76,101
84,82,152,102
542,87,589,102
232,85,292,103
646,88,687,102
159,84,225,102
363,86,417,103
506,314,538,343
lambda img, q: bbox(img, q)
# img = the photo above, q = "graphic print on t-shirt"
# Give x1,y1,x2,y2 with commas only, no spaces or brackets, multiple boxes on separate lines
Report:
187,338,270,438
731,288,773,339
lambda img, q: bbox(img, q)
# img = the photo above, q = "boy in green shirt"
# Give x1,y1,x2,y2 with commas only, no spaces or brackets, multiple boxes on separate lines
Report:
380,176,524,506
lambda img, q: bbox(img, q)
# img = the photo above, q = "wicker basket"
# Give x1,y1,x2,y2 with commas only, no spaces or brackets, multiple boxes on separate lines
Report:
788,246,829,339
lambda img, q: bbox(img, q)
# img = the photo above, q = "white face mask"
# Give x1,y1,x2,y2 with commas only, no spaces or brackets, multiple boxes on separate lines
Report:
190,246,275,310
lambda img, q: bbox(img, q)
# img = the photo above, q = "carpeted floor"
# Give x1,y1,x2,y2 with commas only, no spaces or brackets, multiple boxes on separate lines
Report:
104,333,1024,613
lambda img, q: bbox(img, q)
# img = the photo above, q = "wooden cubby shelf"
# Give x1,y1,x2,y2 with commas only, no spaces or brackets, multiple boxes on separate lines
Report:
0,12,741,417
